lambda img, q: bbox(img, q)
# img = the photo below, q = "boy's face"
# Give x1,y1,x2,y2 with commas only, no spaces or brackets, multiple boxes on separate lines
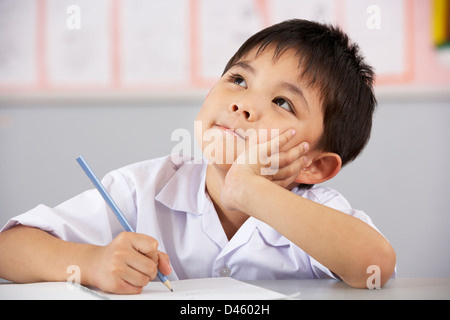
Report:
195,46,324,172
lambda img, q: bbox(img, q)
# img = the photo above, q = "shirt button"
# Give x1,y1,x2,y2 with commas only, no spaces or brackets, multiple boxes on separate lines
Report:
219,267,231,277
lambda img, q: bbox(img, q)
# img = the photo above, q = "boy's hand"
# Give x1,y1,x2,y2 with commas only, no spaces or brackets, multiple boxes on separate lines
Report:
221,128,310,212
89,232,171,294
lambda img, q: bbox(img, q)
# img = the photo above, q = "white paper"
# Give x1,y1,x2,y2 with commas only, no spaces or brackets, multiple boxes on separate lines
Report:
101,278,287,300
0,278,287,300
0,282,99,300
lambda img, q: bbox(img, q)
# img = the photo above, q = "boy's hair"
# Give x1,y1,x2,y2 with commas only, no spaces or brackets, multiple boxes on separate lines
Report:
223,19,376,170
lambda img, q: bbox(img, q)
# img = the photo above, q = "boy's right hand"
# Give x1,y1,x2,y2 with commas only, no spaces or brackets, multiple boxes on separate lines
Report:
88,232,171,294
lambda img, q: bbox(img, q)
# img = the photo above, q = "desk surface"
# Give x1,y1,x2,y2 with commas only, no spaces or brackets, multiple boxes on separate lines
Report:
1,278,450,300
246,278,450,300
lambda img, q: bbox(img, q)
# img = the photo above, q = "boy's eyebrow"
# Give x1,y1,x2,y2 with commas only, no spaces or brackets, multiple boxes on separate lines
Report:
231,61,256,74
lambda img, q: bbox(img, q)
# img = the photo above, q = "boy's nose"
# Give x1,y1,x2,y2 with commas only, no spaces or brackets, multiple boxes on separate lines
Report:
229,103,257,121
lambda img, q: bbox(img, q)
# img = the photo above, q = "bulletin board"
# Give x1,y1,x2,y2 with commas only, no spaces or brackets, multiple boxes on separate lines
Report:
0,0,448,99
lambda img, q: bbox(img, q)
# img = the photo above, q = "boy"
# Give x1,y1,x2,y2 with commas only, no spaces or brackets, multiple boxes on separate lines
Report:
0,19,396,294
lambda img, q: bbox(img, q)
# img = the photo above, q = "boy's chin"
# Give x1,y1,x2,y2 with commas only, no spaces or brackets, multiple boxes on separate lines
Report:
202,139,243,170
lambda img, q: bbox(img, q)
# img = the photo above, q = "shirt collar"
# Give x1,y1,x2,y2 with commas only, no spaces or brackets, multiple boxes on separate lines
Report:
155,160,210,216
255,220,292,247
155,159,292,248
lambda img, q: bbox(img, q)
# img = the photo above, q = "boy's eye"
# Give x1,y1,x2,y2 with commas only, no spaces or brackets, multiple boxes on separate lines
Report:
273,97,294,113
229,74,247,88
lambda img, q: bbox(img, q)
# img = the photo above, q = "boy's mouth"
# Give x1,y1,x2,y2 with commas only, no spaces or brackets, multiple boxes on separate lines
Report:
215,124,245,139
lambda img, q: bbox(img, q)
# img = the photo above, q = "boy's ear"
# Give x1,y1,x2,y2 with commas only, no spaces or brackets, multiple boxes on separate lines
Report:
295,152,342,185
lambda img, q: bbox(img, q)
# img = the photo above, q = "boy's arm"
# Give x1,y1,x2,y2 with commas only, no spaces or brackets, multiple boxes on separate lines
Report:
0,225,171,294
0,225,98,284
221,129,396,288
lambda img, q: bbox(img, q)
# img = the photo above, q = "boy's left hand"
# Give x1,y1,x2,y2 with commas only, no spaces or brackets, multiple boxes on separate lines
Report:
221,128,310,212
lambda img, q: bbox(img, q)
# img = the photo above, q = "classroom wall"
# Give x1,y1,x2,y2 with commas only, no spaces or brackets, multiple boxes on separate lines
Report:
1,97,449,278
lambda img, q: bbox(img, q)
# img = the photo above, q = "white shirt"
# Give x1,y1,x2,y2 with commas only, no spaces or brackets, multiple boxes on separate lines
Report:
1,155,386,281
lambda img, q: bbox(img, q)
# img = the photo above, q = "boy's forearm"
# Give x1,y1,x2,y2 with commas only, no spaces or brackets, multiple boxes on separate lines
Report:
0,225,98,286
236,176,396,288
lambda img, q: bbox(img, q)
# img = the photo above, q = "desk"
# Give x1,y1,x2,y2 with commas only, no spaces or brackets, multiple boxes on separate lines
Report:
1,278,449,300
246,278,450,300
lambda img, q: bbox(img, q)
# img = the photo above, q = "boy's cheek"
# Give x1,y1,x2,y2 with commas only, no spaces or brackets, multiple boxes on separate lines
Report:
194,120,204,148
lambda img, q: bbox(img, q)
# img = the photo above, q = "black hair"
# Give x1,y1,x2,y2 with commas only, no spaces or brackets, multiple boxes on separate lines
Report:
223,19,376,173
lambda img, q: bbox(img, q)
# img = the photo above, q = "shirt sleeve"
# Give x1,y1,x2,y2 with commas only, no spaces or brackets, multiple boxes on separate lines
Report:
0,169,137,246
296,186,396,280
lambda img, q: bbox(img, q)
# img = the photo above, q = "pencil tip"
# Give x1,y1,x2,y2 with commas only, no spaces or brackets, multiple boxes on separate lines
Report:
171,289,173,292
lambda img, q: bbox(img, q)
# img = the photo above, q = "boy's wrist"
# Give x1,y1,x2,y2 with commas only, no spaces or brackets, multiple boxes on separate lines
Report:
231,175,269,214
221,171,257,213
79,244,104,288
62,242,102,288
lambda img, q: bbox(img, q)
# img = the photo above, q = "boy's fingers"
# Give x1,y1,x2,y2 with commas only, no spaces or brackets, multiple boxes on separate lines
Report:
271,157,303,181
281,128,297,144
107,278,145,295
273,142,309,168
266,142,309,179
129,233,159,257
260,129,296,157
121,263,153,288
126,249,158,278
129,234,172,277
273,129,296,151
157,251,172,276
116,232,167,277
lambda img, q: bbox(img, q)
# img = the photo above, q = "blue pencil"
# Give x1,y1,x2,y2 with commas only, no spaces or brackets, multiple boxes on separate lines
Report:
76,156,173,292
